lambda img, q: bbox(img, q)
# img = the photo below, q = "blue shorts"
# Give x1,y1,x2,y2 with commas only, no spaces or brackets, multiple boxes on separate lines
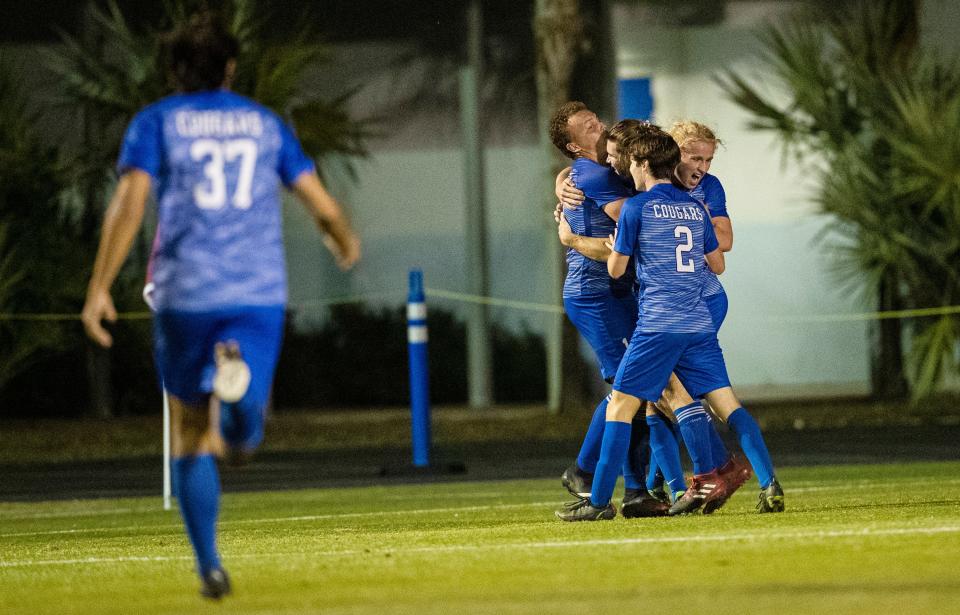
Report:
705,291,728,332
564,291,638,382
153,305,285,450
613,330,731,402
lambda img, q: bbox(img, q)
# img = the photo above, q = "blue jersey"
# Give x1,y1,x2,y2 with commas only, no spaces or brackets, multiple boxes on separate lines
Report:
562,158,635,298
118,90,315,311
689,173,727,298
613,183,719,333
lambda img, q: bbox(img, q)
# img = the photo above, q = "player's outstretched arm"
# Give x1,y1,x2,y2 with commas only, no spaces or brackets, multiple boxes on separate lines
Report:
81,170,151,348
291,172,361,271
705,247,725,274
557,212,611,262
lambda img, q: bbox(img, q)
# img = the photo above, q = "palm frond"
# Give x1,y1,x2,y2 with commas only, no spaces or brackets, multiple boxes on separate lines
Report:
723,0,960,398
291,90,380,178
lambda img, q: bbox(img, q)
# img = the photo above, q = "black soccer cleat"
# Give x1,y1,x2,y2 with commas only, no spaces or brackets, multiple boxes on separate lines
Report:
621,489,670,518
756,478,785,513
200,568,232,600
561,463,594,500
555,498,616,522
648,486,671,505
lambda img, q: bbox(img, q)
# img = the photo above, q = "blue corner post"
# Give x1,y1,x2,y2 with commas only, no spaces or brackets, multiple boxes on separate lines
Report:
407,269,431,467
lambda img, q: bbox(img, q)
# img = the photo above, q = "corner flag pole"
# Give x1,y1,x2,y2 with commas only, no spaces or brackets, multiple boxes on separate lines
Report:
162,388,171,511
144,282,172,511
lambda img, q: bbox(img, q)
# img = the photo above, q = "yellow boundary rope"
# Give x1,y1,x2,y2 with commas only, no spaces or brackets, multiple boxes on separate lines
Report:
424,287,564,314
1,288,959,322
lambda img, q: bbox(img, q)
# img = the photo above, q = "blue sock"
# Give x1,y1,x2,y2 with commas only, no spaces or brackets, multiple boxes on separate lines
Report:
703,406,730,468
173,455,222,576
590,421,631,508
622,416,648,491
727,408,776,488
676,402,716,475
576,395,609,474
646,413,686,494
621,465,643,491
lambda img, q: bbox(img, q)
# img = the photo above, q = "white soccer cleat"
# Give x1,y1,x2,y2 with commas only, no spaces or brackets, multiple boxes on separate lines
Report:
213,341,251,403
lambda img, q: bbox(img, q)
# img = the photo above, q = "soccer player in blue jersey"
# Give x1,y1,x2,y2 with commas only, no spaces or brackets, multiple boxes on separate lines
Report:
548,104,667,518
641,121,753,507
557,126,782,521
80,13,360,598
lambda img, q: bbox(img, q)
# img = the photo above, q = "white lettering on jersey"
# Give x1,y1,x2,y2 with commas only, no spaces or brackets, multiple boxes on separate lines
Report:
653,204,704,221
176,111,264,138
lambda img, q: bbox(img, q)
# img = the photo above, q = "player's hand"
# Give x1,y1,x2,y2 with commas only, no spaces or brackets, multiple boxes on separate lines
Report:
557,212,575,247
603,233,615,251
325,232,361,271
558,177,584,208
81,289,118,348
553,202,564,224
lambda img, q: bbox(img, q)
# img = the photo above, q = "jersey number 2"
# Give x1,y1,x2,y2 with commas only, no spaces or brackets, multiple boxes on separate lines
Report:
674,226,695,272
190,138,258,210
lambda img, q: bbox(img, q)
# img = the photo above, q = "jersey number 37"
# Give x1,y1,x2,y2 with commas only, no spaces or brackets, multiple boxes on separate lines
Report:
190,138,258,210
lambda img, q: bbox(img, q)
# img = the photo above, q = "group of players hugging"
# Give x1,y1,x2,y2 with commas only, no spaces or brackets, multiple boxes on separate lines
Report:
547,101,785,522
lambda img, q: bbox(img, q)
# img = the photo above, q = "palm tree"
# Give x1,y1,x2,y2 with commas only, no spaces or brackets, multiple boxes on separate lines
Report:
717,0,960,400
0,61,86,400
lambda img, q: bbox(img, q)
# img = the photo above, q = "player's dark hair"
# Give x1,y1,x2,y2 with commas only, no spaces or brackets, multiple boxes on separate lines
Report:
626,128,680,180
163,11,239,92
607,119,654,176
548,101,589,160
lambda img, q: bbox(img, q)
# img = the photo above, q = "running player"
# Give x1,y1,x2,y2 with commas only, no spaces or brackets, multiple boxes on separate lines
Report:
80,12,360,598
548,103,666,517
557,126,782,521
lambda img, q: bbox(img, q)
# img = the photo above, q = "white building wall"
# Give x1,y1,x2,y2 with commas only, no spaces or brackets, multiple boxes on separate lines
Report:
283,143,557,335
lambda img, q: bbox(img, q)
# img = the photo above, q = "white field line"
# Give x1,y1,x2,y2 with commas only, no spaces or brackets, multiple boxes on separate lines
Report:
1,525,958,569
0,502,559,539
2,474,958,523
0,507,148,521
0,489,537,521
3,475,960,539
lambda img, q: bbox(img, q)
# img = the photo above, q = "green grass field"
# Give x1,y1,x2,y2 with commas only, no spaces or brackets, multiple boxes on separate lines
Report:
2,461,959,614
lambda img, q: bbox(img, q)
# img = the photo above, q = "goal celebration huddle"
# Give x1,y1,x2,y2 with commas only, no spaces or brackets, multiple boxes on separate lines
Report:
547,101,785,521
